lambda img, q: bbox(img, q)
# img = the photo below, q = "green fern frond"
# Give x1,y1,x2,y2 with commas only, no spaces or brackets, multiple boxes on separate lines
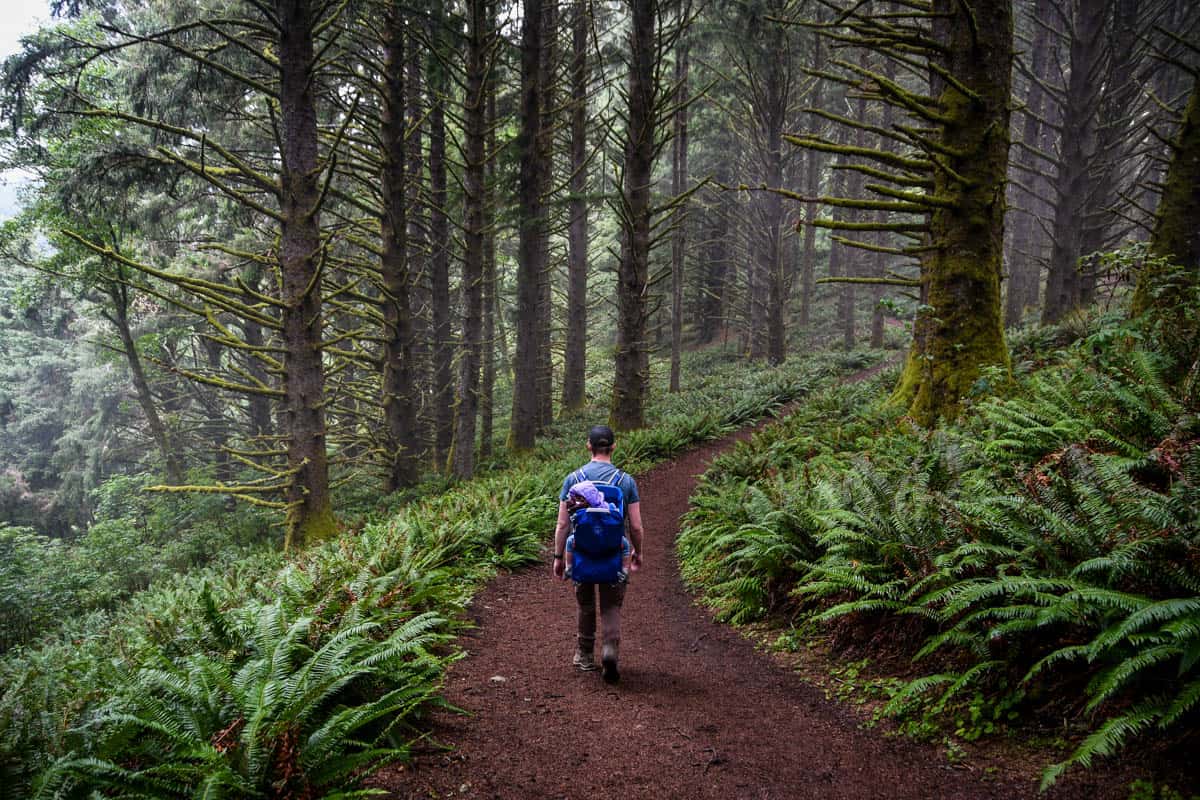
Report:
1041,705,1159,790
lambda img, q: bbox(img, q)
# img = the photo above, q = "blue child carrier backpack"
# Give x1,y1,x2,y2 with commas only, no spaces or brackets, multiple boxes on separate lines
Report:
568,469,626,584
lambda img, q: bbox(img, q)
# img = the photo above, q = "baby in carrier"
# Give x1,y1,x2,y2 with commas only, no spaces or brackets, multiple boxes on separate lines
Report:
564,480,631,582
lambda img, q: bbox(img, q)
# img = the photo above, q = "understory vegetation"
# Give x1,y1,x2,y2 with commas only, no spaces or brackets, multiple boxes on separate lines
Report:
0,346,879,799
678,312,1200,788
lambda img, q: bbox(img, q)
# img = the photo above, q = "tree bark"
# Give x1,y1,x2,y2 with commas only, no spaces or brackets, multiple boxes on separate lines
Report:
1041,0,1106,325
452,0,488,479
1132,75,1200,316
106,276,183,485
891,0,1013,425
611,0,655,430
537,0,558,429
428,2,454,468
798,30,823,334
511,0,544,451
406,17,431,462
480,0,498,460
277,0,335,549
763,22,788,365
562,0,590,411
1004,0,1056,326
380,6,419,492
670,30,689,387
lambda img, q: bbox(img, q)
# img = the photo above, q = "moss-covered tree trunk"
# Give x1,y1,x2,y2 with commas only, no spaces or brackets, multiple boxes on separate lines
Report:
277,0,335,549
890,0,1013,425
1131,75,1200,316
451,0,488,480
406,22,431,462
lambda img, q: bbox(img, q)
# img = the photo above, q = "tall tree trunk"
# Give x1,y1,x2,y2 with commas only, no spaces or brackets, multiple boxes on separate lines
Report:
537,0,558,429
1041,0,1106,325
763,31,787,365
452,0,488,479
1005,0,1055,326
841,58,872,352
870,53,897,349
798,30,823,334
611,0,655,430
428,4,453,467
511,0,544,451
891,0,1013,425
670,31,689,387
106,277,183,485
406,17,431,462
826,117,852,341
277,0,335,549
698,175,729,343
1132,75,1200,316
562,0,589,411
480,2,497,460
200,335,232,483
381,6,419,492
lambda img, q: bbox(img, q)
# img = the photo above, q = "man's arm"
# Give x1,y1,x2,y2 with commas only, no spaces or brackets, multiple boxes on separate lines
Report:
552,500,570,578
626,501,644,568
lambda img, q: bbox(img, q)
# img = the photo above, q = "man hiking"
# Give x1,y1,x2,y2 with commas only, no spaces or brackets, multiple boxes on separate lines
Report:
552,424,644,683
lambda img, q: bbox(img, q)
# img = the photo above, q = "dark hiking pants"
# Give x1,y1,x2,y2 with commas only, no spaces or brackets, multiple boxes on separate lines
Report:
575,580,626,654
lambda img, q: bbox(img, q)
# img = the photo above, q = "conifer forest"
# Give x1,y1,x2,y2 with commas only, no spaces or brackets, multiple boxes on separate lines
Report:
1,0,1199,797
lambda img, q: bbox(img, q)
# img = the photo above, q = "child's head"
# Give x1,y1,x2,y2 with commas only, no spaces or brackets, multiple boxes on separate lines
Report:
567,480,604,511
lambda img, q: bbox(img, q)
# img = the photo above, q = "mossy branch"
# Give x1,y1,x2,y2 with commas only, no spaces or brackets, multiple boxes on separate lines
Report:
831,58,952,124
61,230,283,329
784,134,931,172
833,162,934,189
818,275,922,287
812,219,929,233
830,235,915,256
865,183,956,209
162,363,287,398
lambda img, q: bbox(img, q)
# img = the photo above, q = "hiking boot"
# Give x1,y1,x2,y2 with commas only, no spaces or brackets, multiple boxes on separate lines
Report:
573,650,598,672
600,642,619,684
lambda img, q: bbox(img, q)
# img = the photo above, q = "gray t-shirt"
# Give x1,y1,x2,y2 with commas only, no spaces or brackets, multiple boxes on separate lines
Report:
559,460,640,505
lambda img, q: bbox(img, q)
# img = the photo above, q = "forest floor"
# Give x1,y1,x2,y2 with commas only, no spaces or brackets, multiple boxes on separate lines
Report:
371,364,1166,800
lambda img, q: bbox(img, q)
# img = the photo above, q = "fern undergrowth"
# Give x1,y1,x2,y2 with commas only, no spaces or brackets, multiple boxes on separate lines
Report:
0,346,886,798
678,322,1200,789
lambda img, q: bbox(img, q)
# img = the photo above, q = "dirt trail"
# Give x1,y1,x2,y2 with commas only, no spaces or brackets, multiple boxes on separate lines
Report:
373,394,1134,799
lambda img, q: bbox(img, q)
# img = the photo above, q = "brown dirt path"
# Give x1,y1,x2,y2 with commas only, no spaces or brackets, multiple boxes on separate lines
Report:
372,405,1136,800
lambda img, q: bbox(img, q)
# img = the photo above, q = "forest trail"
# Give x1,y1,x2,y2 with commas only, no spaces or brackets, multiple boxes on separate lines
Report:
372,370,1128,800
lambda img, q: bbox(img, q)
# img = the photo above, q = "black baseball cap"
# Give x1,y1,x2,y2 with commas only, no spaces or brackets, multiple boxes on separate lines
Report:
588,424,615,449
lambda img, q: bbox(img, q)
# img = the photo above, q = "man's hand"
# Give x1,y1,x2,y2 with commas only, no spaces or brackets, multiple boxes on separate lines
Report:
630,551,642,572
553,555,566,579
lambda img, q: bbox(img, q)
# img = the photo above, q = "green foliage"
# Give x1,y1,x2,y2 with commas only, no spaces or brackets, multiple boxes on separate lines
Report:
678,319,1200,786
0,473,274,653
36,595,447,799
0,344,878,797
